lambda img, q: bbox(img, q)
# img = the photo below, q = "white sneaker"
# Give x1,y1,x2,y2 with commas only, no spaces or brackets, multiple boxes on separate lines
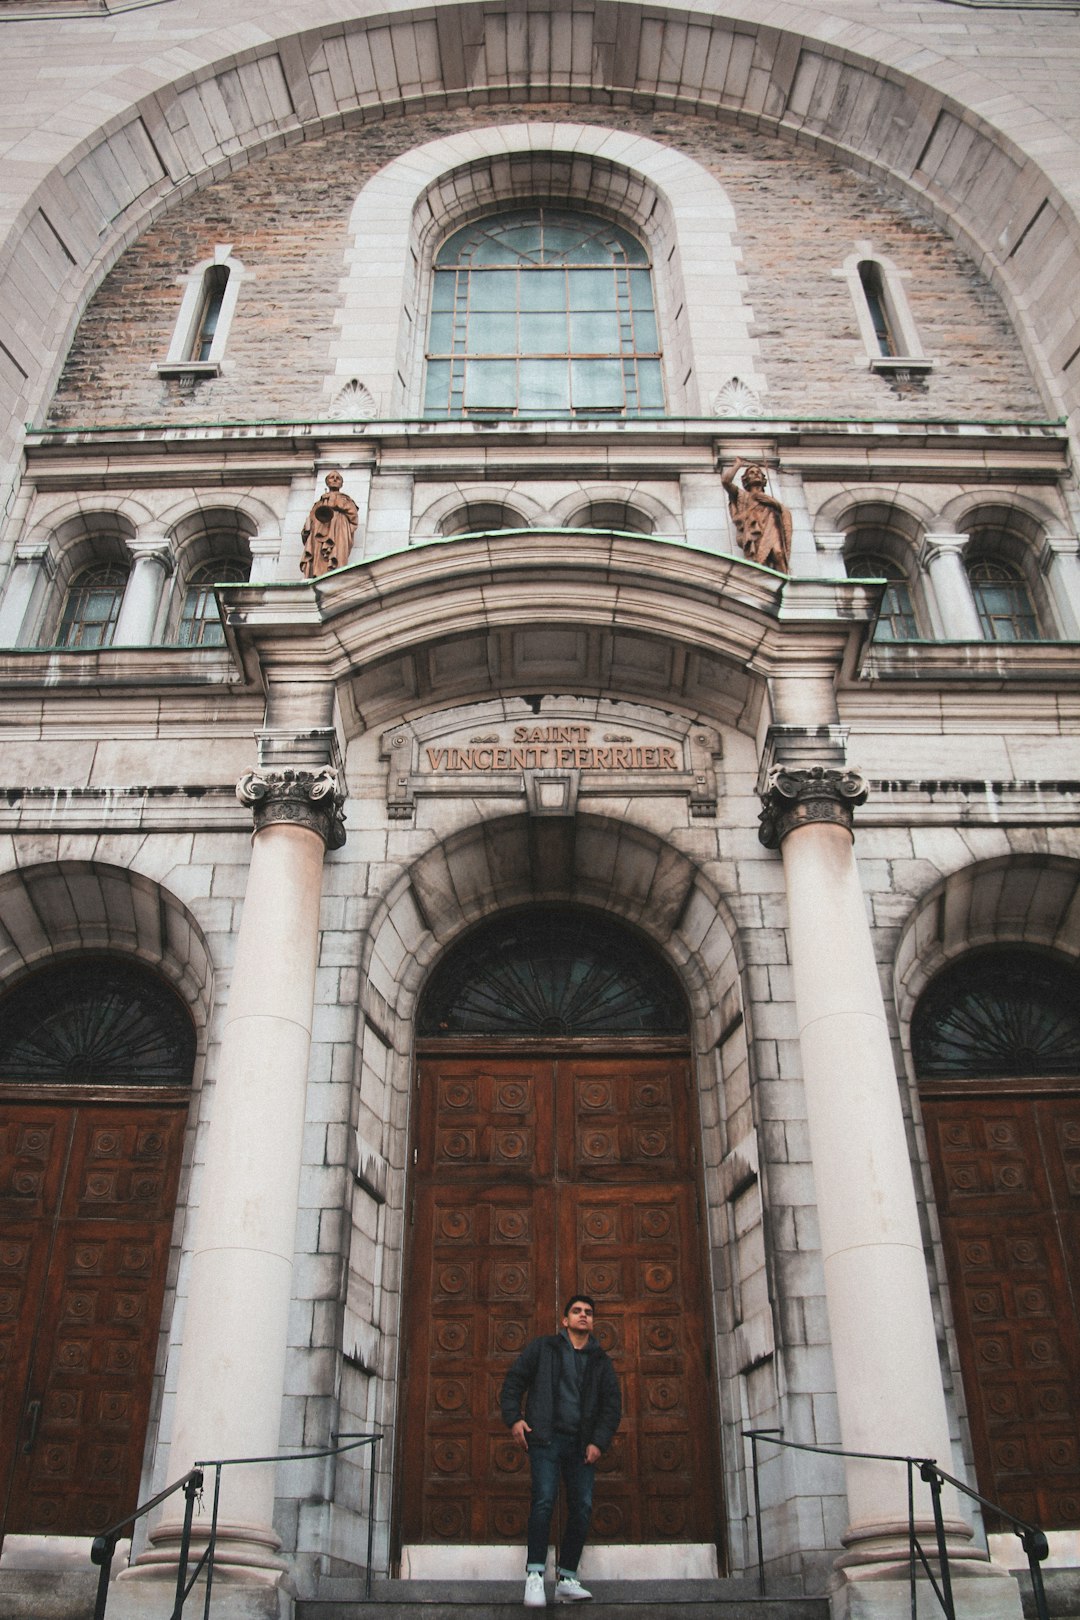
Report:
524,1571,547,1607
555,1575,592,1603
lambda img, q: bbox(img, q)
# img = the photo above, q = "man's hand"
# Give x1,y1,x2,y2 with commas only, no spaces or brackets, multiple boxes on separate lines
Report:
512,1419,531,1450
584,1444,601,1465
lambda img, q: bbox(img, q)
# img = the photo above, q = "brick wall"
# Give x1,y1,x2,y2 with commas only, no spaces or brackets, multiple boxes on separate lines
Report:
45,104,1046,430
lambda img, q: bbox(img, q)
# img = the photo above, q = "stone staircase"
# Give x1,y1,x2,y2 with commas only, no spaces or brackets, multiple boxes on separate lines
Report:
294,1577,830,1620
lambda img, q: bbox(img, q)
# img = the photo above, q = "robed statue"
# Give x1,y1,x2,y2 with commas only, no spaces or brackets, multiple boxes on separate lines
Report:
300,471,359,578
721,457,793,573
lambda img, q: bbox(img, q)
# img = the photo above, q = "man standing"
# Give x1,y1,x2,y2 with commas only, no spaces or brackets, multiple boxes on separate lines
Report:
499,1295,622,1608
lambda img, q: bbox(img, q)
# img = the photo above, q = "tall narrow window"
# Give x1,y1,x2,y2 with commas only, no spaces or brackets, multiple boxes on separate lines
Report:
967,558,1040,642
192,266,229,363
177,558,248,647
423,208,664,420
858,261,896,358
845,552,919,641
57,564,127,649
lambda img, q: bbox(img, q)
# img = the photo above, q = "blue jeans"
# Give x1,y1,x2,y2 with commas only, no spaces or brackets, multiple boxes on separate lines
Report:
525,1433,596,1577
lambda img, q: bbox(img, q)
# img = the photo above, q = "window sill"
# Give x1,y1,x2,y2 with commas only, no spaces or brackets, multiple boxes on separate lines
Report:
151,360,222,379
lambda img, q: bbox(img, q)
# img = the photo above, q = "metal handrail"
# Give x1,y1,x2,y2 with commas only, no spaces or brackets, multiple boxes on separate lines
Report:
743,1428,1050,1620
90,1430,382,1619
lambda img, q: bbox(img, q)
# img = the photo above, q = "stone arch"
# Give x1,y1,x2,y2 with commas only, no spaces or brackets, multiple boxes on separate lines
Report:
412,485,543,538
343,809,756,1559
334,122,756,417
3,0,1075,526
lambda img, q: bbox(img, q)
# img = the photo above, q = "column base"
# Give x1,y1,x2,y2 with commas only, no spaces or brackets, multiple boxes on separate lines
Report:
107,1572,293,1620
829,1558,1025,1620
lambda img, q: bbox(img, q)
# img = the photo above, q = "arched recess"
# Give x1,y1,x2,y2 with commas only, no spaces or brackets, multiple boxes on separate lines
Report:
334,123,757,417
894,857,1080,1535
0,862,214,1537
333,809,776,1579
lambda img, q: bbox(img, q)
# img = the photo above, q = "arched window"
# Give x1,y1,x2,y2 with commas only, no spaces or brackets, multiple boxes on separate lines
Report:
0,956,196,1085
568,501,654,535
423,208,664,421
845,551,919,641
438,502,527,537
57,563,127,649
419,909,687,1036
176,557,248,646
913,949,1080,1079
966,557,1040,641
190,265,229,363
157,247,246,377
858,261,897,358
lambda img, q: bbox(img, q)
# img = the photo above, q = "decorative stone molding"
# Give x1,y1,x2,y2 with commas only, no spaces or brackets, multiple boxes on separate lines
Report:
329,379,377,420
236,767,346,850
712,376,764,417
758,765,868,848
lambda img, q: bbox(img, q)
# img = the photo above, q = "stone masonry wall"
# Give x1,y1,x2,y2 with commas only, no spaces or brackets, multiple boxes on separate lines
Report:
45,105,1047,431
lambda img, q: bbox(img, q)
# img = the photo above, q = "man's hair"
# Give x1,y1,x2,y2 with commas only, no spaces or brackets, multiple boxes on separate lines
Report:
563,1294,595,1317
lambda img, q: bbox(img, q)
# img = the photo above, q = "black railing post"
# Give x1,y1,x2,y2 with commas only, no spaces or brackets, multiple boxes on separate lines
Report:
750,1431,765,1597
920,1461,956,1620
1020,1527,1050,1620
90,1534,116,1620
906,1461,917,1620
202,1462,223,1620
170,1467,203,1620
366,1437,377,1600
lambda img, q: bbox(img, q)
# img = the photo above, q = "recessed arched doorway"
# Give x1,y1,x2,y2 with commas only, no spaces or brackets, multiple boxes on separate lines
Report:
0,956,194,1543
914,947,1080,1530
397,907,722,1566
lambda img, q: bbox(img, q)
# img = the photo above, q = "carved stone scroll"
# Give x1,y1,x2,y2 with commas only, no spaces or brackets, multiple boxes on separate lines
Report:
236,767,346,850
757,765,868,849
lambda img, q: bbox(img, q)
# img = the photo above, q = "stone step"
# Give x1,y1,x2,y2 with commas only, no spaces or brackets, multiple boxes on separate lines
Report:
295,1578,829,1620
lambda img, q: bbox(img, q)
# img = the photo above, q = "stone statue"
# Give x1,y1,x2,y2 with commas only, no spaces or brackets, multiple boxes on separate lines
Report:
300,471,359,578
721,457,793,573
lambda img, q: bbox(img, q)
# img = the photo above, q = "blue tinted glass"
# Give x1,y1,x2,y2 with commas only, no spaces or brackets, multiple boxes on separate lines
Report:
567,270,617,311
520,311,568,352
468,312,517,352
636,361,665,409
428,313,453,353
466,360,518,409
468,272,518,312
496,223,543,258
632,308,659,351
424,359,451,413
629,269,655,310
569,309,621,353
519,360,570,412
520,271,567,312
432,272,456,311
571,360,625,408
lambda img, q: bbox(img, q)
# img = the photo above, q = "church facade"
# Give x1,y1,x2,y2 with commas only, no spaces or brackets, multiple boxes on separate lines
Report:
0,3,1079,1617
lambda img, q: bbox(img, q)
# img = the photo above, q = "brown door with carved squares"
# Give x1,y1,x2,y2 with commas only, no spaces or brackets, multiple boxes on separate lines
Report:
922,1092,1080,1528
0,1097,186,1540
400,1049,719,1553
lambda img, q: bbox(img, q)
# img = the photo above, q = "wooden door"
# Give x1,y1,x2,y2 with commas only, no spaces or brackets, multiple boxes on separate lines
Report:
400,1049,719,1551
0,1097,186,1540
922,1092,1080,1528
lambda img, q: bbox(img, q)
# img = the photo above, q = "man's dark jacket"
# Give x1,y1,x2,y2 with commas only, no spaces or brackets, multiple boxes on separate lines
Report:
499,1333,622,1452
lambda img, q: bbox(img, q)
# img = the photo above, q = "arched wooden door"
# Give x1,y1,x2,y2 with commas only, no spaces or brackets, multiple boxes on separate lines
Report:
915,949,1080,1529
398,911,721,1558
0,958,194,1542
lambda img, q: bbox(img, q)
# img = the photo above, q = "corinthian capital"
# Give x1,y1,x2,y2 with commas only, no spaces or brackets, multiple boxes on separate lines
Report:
236,767,347,850
758,766,868,849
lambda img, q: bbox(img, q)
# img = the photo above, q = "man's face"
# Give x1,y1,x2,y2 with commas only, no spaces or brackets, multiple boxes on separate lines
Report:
743,467,766,489
563,1300,594,1335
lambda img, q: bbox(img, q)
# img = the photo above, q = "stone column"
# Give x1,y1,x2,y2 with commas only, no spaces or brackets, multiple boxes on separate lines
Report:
0,539,55,645
247,530,283,585
919,533,984,640
759,768,970,1566
113,535,173,645
135,768,345,1590
1039,533,1080,638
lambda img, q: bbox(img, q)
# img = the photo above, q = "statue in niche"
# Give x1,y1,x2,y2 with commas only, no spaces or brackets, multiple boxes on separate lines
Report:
300,471,359,578
721,457,792,573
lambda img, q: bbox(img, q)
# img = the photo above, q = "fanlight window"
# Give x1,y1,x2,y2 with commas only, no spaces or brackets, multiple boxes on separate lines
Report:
912,950,1080,1079
0,957,196,1086
423,208,664,420
177,558,248,647
58,564,127,649
845,552,919,642
967,558,1040,642
419,910,687,1036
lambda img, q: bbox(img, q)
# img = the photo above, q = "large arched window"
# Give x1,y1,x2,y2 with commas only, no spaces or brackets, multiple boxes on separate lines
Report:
966,557,1041,642
423,208,664,420
57,563,128,649
913,948,1080,1079
176,557,248,647
845,550,919,641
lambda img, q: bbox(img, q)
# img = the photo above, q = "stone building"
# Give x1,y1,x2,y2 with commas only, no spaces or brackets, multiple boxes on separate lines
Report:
0,2,1079,1617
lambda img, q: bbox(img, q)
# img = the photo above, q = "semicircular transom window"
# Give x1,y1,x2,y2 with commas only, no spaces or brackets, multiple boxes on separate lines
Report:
424,207,664,421
0,957,196,1085
419,910,688,1037
912,949,1080,1079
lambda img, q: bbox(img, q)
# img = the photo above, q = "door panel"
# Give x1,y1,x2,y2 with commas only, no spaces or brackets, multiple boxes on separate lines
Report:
923,1095,1080,1528
0,1101,185,1539
402,1052,718,1549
